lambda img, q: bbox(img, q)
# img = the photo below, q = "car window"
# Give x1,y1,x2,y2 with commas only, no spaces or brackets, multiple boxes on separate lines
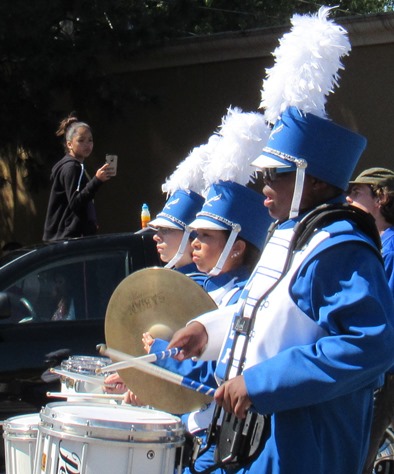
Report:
1,252,129,324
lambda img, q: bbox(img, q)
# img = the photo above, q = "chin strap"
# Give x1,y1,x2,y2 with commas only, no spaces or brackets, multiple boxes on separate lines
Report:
208,224,241,276
164,226,192,269
289,159,308,219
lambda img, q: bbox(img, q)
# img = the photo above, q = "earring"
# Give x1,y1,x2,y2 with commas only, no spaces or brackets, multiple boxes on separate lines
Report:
231,251,240,259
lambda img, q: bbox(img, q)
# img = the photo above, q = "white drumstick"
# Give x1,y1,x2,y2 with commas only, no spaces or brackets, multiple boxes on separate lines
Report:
97,347,181,373
97,344,216,397
46,391,125,400
50,368,110,386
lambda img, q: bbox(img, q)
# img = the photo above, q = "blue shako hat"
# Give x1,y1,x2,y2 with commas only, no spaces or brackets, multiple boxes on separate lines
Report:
252,106,367,191
190,180,271,252
254,7,366,218
188,107,272,276
149,189,204,230
149,136,218,268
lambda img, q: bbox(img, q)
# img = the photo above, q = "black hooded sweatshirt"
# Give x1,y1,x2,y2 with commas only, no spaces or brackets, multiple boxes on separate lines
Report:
43,154,103,241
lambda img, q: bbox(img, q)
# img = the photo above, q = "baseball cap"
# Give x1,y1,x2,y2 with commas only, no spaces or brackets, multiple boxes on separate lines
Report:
349,167,394,188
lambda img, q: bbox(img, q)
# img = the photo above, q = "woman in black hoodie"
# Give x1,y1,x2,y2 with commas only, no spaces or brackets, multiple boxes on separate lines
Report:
43,115,112,241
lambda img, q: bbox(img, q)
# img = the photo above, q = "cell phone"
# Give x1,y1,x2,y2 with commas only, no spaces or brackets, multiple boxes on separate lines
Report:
105,154,118,177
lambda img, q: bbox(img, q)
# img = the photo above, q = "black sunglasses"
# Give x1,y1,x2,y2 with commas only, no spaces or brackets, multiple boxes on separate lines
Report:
262,168,294,184
262,168,278,183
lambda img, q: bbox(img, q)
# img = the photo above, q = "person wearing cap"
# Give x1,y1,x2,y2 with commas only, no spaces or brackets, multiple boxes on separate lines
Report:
104,170,208,398
165,106,394,473
107,108,272,412
347,167,394,473
143,178,272,473
166,8,394,472
147,135,221,282
188,180,270,306
347,167,394,294
148,188,207,280
140,107,273,472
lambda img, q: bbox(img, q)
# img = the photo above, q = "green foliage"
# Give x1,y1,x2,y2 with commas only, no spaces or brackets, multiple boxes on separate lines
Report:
0,0,392,183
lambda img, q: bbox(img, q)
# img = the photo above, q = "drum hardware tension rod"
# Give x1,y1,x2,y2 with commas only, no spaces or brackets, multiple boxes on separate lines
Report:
97,344,216,397
96,346,181,373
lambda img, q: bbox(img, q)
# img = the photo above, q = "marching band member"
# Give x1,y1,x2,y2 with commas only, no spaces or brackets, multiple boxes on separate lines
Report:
149,138,219,280
143,107,273,472
166,7,394,473
106,108,272,402
104,141,215,396
347,167,394,473
149,189,205,276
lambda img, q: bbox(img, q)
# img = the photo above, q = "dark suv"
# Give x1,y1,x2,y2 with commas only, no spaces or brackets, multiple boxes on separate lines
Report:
0,230,160,469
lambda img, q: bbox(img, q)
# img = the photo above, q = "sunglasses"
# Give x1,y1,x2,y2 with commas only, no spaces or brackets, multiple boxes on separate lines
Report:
262,168,294,184
262,168,278,184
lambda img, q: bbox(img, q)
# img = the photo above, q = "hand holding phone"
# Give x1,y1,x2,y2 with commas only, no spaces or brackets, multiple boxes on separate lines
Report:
105,154,118,177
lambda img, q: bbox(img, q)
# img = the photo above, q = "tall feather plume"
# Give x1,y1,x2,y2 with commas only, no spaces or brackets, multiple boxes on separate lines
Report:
162,135,220,197
260,6,351,124
203,107,271,188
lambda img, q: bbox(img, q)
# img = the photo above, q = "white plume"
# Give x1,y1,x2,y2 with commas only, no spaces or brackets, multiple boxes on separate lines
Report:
260,6,351,124
203,107,271,187
162,134,220,197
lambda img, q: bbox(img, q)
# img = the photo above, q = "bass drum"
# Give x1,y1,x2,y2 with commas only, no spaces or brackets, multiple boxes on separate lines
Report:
375,427,394,474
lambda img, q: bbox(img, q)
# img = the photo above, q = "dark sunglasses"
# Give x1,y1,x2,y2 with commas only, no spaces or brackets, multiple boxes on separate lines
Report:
262,168,278,183
262,168,294,184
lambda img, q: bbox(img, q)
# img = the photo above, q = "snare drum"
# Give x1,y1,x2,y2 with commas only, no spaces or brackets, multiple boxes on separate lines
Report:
2,413,40,474
34,402,185,474
60,355,111,397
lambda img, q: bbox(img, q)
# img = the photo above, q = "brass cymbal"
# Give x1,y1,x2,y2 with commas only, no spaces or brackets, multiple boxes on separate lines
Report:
104,267,217,414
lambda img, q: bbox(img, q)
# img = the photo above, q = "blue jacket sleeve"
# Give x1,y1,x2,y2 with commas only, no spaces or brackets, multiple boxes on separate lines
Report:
383,250,394,297
244,241,394,414
150,339,218,388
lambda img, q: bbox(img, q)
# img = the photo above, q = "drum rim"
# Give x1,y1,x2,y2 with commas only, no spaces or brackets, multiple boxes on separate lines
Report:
61,355,111,374
2,413,40,433
39,402,184,442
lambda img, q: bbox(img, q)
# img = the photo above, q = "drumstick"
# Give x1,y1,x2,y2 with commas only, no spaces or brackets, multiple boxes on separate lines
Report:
97,344,216,397
50,368,112,387
46,391,125,400
96,347,181,373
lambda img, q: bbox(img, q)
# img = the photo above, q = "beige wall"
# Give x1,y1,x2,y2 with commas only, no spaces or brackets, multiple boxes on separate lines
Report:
2,13,394,247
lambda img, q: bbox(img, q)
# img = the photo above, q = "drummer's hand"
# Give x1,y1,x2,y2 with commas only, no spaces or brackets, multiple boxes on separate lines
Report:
167,322,208,360
123,390,145,406
142,332,154,353
103,373,127,394
214,376,252,419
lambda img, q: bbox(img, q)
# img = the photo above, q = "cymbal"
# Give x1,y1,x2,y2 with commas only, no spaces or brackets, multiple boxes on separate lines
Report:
104,267,217,414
